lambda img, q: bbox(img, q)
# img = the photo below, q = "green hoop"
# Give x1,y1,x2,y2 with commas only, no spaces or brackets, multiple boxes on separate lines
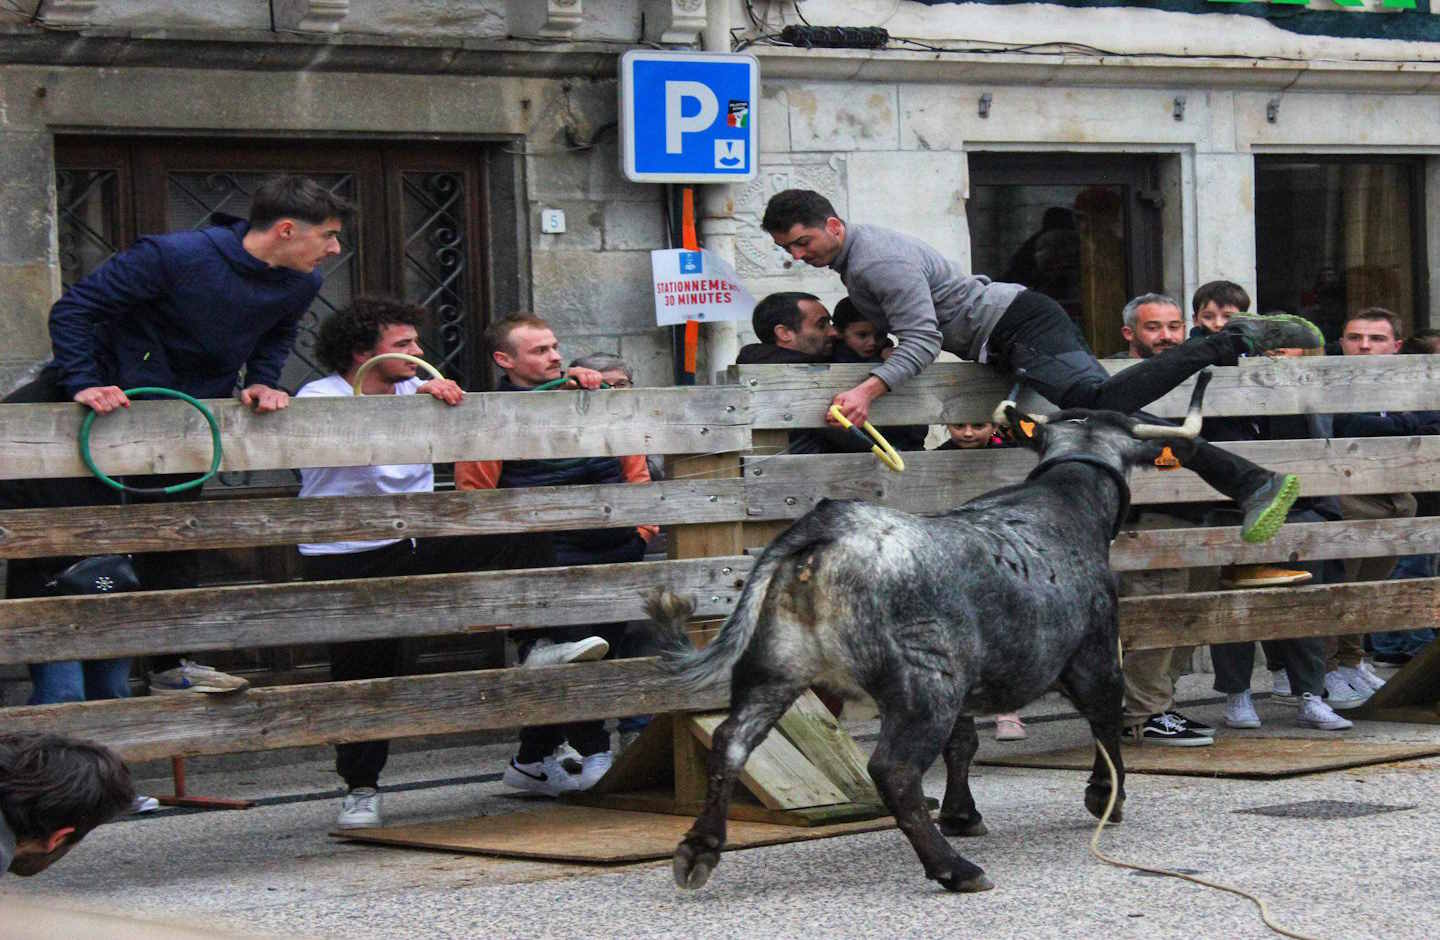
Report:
533,376,613,391
78,387,223,496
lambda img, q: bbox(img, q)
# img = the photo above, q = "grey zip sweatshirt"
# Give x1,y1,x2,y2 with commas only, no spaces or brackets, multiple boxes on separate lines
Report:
830,223,1024,390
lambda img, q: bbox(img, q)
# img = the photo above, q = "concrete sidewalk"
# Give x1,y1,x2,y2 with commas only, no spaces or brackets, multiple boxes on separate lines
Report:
3,667,1437,940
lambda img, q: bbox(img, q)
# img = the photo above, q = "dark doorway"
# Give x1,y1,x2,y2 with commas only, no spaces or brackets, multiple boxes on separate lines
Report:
966,153,1165,358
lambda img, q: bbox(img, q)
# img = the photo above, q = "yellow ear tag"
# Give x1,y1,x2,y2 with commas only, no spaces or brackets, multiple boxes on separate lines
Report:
1019,419,1037,437
1155,446,1182,471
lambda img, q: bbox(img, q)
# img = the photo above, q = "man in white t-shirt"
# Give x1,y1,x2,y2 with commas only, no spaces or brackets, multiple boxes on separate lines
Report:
296,296,465,830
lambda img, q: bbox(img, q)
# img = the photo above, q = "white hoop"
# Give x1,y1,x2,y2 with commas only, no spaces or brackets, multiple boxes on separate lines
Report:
350,353,446,396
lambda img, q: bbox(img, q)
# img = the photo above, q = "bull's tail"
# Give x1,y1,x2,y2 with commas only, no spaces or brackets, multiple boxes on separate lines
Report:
646,527,828,691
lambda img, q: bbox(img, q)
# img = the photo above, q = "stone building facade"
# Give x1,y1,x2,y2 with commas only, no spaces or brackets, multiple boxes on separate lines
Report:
2,1,1438,392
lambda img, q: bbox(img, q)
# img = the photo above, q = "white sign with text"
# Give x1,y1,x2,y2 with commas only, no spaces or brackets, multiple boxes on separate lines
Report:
651,248,756,326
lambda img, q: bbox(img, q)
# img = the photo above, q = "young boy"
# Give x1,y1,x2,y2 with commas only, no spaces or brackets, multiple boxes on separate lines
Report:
931,421,1025,741
831,298,893,363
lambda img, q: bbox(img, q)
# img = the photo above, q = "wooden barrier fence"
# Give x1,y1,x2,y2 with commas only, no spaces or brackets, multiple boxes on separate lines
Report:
2,357,1439,766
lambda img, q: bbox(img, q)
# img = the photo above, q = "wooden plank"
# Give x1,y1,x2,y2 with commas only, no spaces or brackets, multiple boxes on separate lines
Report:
569,789,885,827
735,355,1440,427
1355,634,1440,714
2,658,729,764
689,713,849,810
0,556,757,665
743,436,1440,519
774,691,878,804
0,386,751,480
332,805,900,863
666,451,745,560
1120,578,1440,652
0,479,746,559
1110,517,1440,572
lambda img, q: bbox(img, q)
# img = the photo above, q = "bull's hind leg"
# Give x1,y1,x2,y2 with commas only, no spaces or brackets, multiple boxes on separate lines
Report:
1056,639,1127,824
938,715,987,837
673,671,807,890
870,710,993,892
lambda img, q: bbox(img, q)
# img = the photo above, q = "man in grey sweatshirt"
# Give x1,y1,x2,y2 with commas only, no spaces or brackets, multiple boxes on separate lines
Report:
760,189,1324,544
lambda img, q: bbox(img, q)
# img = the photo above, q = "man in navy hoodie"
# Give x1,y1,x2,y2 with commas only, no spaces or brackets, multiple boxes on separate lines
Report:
2,175,353,702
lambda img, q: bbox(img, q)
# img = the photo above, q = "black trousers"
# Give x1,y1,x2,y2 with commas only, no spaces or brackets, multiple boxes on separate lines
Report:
1209,509,1329,697
2,367,199,673
513,532,650,763
987,291,1271,502
299,532,556,790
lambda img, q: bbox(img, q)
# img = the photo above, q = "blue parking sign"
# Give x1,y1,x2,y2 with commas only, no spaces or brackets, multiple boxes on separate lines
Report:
621,50,759,184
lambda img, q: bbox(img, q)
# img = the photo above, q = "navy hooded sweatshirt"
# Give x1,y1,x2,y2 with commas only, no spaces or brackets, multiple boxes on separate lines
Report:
47,214,322,399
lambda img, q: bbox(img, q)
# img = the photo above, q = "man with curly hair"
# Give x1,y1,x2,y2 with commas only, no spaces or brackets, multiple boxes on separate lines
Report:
295,296,468,830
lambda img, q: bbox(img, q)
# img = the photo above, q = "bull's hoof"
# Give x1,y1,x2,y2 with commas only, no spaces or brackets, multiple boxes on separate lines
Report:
935,869,995,893
1084,785,1125,823
938,815,989,838
673,835,721,890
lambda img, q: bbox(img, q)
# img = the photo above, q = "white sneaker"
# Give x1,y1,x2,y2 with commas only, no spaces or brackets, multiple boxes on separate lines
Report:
1340,663,1386,695
502,755,582,797
554,742,584,775
577,751,614,791
148,659,249,694
1297,692,1353,731
522,637,609,669
336,787,383,829
1224,690,1261,729
131,795,160,814
1323,670,1371,710
1270,670,1298,705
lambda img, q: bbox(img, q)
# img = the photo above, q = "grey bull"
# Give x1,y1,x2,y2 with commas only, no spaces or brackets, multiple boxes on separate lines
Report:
648,372,1217,894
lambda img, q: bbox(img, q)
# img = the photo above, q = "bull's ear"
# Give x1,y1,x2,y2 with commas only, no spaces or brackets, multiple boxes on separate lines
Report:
1006,405,1043,449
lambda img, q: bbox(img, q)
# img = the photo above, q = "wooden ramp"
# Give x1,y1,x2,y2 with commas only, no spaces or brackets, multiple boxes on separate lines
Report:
977,736,1440,779
1351,640,1440,725
332,805,899,864
569,690,886,827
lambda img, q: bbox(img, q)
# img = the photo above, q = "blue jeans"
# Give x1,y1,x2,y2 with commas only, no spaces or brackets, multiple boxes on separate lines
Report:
1371,554,1437,656
28,659,133,705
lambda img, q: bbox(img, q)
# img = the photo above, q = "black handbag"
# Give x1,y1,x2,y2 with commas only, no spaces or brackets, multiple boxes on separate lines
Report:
45,554,141,596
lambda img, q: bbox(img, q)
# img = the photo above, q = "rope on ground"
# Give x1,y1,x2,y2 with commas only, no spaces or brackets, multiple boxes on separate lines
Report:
1090,741,1324,940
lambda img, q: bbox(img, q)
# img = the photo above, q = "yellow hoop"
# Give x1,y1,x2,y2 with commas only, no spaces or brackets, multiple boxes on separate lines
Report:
350,353,446,396
828,405,905,473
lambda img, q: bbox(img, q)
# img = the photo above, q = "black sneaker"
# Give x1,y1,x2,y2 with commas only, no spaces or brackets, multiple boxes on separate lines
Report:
1164,710,1213,734
1122,713,1215,747
1223,313,1324,356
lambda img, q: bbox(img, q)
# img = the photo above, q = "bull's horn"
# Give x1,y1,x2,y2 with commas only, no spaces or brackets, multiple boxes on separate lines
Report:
992,400,1049,427
1131,369,1213,440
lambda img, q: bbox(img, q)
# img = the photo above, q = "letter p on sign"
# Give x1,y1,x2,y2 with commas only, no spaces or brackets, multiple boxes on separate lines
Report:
665,81,719,154
621,50,759,183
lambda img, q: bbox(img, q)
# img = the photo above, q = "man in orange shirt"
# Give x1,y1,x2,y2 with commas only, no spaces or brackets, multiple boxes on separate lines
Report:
456,314,656,795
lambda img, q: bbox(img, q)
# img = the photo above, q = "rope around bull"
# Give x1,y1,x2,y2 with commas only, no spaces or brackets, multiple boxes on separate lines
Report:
1089,678,1321,940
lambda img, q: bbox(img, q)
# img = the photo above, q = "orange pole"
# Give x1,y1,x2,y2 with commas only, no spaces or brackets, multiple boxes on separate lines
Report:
680,186,700,382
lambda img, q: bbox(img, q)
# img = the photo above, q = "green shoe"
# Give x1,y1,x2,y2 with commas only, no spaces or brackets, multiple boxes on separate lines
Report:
1223,314,1324,356
1240,473,1300,544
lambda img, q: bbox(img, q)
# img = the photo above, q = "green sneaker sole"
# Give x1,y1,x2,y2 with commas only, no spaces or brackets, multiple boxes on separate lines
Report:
1242,473,1300,544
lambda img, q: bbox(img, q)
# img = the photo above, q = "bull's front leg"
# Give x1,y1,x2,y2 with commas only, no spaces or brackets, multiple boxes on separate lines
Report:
938,714,987,837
